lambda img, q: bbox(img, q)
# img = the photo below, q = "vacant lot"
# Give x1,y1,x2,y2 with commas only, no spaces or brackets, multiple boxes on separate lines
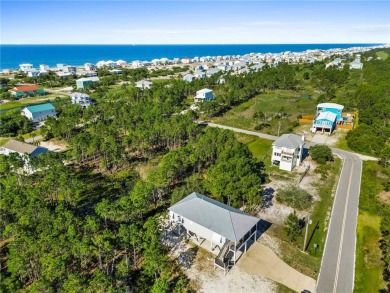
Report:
376,50,389,60
354,161,389,293
212,89,318,136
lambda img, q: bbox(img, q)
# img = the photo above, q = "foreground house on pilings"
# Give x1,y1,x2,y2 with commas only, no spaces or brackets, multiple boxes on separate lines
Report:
168,192,261,274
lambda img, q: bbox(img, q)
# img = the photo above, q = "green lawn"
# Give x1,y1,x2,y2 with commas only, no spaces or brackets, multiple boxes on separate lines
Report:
0,94,68,111
21,129,41,139
234,133,273,159
0,138,9,146
212,89,318,136
354,161,388,293
376,51,389,60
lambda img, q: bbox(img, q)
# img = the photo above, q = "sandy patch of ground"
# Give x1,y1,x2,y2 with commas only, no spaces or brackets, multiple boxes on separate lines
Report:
39,139,68,152
259,158,320,225
378,191,390,205
162,223,276,293
238,242,316,293
57,86,73,92
185,246,276,293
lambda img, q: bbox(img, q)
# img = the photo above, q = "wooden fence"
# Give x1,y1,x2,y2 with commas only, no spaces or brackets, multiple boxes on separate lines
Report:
299,119,313,124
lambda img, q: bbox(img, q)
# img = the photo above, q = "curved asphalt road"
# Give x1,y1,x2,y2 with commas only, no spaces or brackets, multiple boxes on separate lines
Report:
204,122,364,293
316,149,362,293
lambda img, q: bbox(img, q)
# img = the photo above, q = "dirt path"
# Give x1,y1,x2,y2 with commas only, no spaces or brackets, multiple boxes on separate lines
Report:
238,242,316,293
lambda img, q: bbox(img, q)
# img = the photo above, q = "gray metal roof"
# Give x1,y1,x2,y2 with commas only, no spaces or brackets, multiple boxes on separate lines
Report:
272,133,304,149
1,139,48,156
168,192,260,242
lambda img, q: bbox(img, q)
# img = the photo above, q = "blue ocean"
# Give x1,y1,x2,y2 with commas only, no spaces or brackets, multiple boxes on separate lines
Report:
0,44,380,70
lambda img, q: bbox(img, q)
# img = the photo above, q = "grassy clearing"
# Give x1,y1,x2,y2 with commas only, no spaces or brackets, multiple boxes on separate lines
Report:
212,89,318,136
354,161,388,293
376,51,389,60
21,129,42,139
333,131,353,152
0,138,9,146
234,133,273,162
267,225,321,279
0,94,68,111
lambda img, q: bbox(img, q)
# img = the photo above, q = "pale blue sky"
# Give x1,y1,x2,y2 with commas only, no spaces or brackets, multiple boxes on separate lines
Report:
1,1,389,44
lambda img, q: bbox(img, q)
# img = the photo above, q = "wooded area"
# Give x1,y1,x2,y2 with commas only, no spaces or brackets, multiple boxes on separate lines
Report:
1,48,390,292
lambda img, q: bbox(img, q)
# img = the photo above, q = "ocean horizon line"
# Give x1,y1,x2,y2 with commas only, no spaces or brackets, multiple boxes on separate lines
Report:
1,43,384,70
1,43,384,46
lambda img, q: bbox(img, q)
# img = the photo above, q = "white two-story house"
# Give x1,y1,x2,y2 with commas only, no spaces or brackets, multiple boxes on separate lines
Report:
272,134,305,171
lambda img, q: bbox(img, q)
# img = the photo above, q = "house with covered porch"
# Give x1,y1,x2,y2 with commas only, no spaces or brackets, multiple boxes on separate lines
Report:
272,134,305,171
311,103,344,134
169,192,260,274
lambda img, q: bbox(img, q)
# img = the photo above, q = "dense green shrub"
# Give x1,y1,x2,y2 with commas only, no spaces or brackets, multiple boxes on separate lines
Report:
276,185,313,210
310,144,333,164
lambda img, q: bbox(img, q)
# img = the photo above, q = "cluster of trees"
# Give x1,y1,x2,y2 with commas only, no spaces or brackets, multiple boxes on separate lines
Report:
0,153,190,292
0,109,34,136
311,64,350,102
150,128,264,210
346,49,390,157
1,62,269,291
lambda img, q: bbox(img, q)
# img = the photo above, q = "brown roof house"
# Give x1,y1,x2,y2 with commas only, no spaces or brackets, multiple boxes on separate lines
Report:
10,85,45,98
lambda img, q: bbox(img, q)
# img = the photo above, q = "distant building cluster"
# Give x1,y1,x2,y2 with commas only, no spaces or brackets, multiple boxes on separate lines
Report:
3,45,386,79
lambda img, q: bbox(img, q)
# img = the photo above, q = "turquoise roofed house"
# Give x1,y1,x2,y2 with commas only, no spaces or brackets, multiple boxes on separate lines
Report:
311,103,344,134
22,103,56,123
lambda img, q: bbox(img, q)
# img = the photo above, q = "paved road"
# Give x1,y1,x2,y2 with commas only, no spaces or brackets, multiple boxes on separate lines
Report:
204,122,364,293
316,149,362,293
205,122,278,141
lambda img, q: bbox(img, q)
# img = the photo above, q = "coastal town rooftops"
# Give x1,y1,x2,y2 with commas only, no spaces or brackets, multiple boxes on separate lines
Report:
169,192,260,242
25,103,55,113
316,111,337,122
1,139,43,155
272,133,304,149
76,77,100,82
317,103,344,110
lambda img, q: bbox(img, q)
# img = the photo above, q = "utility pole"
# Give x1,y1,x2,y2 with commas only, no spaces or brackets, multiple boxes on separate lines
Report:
303,214,312,252
277,121,281,137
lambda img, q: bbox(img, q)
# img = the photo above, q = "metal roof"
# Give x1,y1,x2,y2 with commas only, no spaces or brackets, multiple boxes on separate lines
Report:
1,139,47,155
196,88,213,94
25,103,55,113
272,133,304,149
168,192,260,242
317,103,344,110
316,111,337,122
